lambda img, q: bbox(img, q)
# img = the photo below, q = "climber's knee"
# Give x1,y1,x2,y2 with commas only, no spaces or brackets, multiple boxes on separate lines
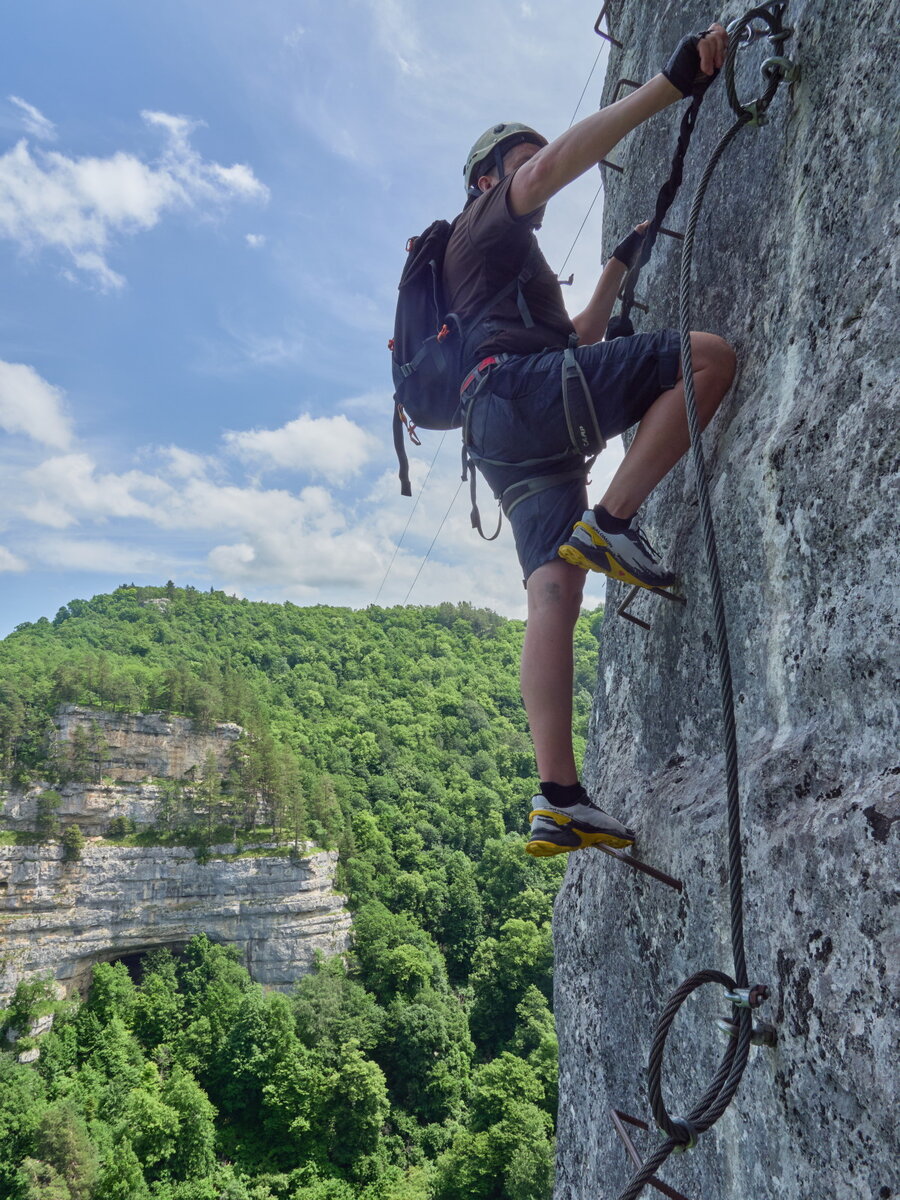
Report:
688,331,736,391
526,559,584,628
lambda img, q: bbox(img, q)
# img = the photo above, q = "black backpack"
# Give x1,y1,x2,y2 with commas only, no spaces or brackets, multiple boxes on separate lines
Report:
390,219,535,496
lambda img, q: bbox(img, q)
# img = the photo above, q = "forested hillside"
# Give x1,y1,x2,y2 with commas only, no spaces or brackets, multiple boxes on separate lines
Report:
0,586,603,1200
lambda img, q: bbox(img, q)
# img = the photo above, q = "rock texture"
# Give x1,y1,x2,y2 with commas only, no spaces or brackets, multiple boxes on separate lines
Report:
0,842,351,1003
2,782,179,837
2,707,247,836
0,707,351,1002
554,4,898,1199
55,704,242,784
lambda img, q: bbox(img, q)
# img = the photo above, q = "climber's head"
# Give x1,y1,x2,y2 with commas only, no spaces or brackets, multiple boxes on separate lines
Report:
464,122,547,200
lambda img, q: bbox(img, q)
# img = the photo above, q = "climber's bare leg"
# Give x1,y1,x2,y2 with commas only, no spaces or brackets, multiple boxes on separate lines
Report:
521,558,585,785
600,332,736,519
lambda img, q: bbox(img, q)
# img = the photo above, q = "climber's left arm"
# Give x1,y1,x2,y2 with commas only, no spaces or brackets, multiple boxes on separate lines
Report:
570,222,648,345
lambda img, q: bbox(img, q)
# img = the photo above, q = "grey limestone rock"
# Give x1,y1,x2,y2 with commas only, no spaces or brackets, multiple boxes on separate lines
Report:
0,841,351,1002
0,705,352,1002
553,3,898,1199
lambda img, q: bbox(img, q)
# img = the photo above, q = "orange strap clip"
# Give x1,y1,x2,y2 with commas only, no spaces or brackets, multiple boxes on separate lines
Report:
397,403,422,447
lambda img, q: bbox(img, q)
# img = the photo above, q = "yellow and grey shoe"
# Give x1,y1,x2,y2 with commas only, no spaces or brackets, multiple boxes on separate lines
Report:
525,798,635,858
558,509,678,590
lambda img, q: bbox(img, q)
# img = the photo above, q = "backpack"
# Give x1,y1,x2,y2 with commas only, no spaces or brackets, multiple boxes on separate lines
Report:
389,219,535,497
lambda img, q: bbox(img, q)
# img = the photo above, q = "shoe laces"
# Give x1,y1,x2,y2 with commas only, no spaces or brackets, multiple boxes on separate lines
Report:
625,521,661,563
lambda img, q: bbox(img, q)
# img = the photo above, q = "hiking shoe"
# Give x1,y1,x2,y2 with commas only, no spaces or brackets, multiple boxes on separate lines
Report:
558,510,679,590
525,795,635,857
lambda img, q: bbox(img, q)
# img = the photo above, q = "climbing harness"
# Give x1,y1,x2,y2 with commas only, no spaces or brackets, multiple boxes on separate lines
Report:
594,6,800,1199
459,334,602,541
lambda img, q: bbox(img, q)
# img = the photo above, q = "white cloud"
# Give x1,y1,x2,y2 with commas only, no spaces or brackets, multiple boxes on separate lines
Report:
0,360,73,448
0,546,26,572
8,96,56,141
23,453,170,528
32,537,186,575
161,446,210,479
224,412,375,479
0,111,268,288
245,233,266,247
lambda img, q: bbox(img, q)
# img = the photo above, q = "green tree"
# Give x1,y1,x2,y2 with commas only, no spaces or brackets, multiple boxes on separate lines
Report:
60,827,84,862
35,790,62,840
83,961,136,1027
30,1101,101,1200
160,1066,218,1180
0,1054,48,1195
95,1138,150,1200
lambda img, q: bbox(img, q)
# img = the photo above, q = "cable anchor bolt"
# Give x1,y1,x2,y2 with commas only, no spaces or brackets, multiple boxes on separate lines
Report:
761,55,801,84
669,1117,700,1155
724,983,770,1008
716,1015,778,1048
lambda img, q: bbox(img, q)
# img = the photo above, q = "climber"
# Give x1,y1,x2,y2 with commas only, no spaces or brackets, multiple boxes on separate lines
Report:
444,24,737,857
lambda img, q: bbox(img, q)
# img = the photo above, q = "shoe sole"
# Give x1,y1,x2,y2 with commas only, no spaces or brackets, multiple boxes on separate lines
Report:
525,826,633,857
529,807,634,850
558,525,678,591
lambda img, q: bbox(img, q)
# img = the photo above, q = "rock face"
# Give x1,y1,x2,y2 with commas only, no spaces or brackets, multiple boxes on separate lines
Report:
554,5,898,1200
55,704,242,784
0,842,351,1003
0,707,351,1002
2,707,246,836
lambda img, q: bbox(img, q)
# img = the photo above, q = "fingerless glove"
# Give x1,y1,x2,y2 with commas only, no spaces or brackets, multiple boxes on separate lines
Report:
612,227,646,268
663,31,719,97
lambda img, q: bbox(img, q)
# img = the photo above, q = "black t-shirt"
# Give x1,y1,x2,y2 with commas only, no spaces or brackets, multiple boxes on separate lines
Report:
443,173,575,365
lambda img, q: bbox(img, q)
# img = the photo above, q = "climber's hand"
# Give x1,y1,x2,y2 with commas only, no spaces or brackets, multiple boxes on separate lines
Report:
698,23,727,76
612,221,651,268
663,23,728,97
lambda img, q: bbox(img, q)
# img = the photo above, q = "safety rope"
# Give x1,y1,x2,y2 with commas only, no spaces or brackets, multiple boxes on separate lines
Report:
614,6,796,1197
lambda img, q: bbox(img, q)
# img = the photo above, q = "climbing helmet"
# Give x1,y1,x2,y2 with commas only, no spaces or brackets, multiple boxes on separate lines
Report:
464,122,547,194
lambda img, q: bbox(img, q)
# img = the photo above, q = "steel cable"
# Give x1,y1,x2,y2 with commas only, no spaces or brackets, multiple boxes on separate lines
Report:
614,6,794,1194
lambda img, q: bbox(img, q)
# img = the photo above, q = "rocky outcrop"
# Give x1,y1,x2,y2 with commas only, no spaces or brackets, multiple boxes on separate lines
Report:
1,708,246,836
2,782,178,837
0,706,351,1003
0,841,351,1003
554,4,898,1199
54,705,242,783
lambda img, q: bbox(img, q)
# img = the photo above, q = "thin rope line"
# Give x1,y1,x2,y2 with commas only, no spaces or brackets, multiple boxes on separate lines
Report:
373,434,447,605
557,183,603,277
384,27,607,605
567,45,605,129
403,479,464,604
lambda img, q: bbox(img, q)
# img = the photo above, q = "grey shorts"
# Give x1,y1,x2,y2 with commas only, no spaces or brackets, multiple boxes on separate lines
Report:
462,329,681,581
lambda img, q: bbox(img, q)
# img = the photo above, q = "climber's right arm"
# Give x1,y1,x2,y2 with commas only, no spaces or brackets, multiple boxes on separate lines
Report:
509,22,727,217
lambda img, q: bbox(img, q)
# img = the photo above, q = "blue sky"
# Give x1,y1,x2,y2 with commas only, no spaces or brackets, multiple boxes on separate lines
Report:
0,0,629,636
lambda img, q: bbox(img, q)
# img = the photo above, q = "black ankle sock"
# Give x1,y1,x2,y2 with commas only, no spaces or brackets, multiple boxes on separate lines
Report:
540,781,587,808
593,504,632,534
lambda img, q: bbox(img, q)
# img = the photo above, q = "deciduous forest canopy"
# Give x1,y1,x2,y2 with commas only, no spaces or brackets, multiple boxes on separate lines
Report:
0,585,604,1199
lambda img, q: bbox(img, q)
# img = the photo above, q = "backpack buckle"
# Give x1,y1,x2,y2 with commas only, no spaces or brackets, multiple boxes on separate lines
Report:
396,403,422,446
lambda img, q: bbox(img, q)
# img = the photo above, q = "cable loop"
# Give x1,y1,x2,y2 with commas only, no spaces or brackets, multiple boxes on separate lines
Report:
724,4,790,124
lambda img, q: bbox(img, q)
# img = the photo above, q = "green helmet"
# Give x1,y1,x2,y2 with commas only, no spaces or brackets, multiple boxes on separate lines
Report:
464,122,547,194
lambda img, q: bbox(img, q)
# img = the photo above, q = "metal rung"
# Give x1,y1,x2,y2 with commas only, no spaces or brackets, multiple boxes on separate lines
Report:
610,77,644,102
600,157,624,174
610,1110,693,1200
617,584,686,631
659,226,684,241
616,284,649,313
596,845,683,892
594,3,622,46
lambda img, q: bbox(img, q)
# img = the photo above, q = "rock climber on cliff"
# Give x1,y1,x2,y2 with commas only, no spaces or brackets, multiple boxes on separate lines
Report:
443,23,736,857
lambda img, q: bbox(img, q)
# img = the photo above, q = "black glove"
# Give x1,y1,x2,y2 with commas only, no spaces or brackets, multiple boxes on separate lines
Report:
612,227,647,269
663,30,719,97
